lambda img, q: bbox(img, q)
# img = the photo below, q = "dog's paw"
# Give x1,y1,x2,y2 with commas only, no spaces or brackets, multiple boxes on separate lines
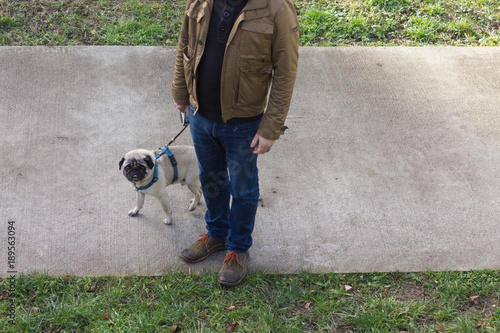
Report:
128,209,140,217
188,197,201,211
163,218,173,225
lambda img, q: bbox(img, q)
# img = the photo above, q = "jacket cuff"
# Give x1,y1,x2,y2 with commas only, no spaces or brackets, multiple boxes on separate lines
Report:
257,116,289,141
171,83,190,106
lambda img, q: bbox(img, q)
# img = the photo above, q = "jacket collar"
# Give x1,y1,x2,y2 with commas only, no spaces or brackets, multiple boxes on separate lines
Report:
201,0,267,13
202,0,267,9
243,0,267,11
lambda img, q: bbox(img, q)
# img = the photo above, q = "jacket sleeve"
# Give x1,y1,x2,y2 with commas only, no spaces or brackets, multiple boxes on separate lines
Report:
171,1,192,106
257,0,299,141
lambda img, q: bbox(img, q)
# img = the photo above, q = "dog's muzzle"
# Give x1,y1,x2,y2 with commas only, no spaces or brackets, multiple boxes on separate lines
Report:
125,169,146,182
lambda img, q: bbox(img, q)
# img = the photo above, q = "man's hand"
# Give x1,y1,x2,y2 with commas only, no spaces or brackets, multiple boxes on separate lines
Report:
251,134,275,154
174,101,189,116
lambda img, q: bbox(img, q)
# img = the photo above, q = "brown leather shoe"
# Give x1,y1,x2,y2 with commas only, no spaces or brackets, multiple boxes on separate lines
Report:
218,251,249,287
180,234,226,263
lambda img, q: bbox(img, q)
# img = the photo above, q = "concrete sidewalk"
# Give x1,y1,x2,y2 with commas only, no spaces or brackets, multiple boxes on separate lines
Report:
1,46,499,277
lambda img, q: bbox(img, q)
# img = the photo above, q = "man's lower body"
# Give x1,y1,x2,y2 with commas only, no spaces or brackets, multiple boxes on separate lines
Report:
180,107,260,286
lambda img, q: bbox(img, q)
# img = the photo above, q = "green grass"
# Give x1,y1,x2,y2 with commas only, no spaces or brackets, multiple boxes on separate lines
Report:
295,0,500,46
0,0,186,46
0,0,499,46
1,271,500,332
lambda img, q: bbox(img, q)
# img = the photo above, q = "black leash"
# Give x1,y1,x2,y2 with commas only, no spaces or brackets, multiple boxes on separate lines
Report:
166,110,190,146
166,123,189,147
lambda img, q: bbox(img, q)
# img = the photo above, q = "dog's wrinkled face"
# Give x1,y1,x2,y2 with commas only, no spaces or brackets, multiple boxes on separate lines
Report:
119,150,155,182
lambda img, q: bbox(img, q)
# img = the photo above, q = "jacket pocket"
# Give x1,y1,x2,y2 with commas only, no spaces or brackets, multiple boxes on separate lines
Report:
239,20,273,56
236,56,273,107
182,45,195,95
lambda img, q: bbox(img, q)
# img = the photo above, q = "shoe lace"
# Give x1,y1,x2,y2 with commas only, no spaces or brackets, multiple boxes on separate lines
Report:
196,234,211,249
223,252,240,267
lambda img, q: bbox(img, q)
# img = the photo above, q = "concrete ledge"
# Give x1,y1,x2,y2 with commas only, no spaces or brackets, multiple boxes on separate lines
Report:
1,46,499,276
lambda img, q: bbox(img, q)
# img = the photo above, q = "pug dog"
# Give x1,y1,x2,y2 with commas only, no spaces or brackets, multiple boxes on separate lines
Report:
119,145,202,225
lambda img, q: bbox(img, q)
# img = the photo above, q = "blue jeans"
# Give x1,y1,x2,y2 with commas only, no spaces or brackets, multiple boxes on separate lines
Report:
189,106,260,253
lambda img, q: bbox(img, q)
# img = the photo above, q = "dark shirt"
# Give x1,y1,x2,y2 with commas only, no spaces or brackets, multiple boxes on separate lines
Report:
196,0,262,124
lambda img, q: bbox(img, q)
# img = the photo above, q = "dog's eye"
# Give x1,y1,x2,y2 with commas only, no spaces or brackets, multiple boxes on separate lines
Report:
124,165,131,170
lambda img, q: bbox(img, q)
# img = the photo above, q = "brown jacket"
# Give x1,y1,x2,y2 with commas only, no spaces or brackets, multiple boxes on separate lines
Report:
171,0,299,140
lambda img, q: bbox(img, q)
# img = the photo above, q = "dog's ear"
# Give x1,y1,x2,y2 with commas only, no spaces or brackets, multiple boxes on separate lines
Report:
119,157,125,170
144,155,155,169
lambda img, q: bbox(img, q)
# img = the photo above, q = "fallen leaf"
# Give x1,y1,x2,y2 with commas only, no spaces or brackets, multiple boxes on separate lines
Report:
48,323,62,333
226,322,239,332
344,285,353,291
2,289,10,297
171,324,180,332
404,306,410,312
268,189,277,193
438,324,446,332
31,307,42,313
100,313,111,320
470,295,479,304
259,198,264,206
476,321,487,328
87,283,97,292
227,305,237,311
292,302,314,316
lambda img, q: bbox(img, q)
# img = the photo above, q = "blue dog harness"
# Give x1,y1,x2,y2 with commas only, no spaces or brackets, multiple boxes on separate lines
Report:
135,145,178,191
134,121,189,191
